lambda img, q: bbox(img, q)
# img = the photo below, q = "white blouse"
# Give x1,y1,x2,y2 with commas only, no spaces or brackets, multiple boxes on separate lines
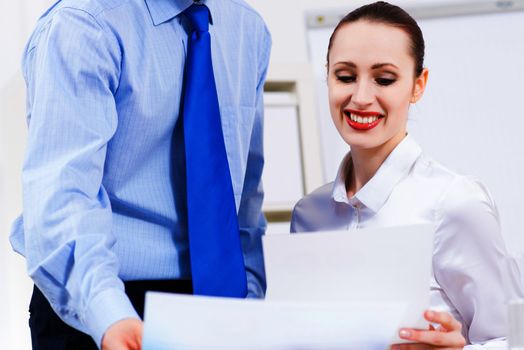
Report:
290,135,523,349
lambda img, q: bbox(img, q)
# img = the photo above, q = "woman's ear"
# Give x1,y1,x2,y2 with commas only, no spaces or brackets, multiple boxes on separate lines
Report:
411,68,429,103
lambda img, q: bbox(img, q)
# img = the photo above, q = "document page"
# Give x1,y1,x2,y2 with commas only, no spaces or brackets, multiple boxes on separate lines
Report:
263,224,434,342
142,292,406,350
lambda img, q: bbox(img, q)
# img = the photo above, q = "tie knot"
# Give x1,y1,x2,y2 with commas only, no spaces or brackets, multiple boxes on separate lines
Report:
184,4,210,33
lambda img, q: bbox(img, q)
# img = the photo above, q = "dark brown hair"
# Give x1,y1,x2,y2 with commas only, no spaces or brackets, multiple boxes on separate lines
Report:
327,1,425,77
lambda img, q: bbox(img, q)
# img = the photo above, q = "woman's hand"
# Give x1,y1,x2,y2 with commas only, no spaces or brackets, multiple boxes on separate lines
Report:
391,310,466,350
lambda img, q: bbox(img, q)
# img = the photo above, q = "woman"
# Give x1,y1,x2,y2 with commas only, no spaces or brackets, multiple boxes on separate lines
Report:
290,2,523,349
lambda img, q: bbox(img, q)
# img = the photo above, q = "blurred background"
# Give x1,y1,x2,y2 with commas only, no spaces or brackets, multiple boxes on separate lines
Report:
2,0,524,349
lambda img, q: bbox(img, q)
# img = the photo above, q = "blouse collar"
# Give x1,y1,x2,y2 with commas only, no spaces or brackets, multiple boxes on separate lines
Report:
332,135,423,213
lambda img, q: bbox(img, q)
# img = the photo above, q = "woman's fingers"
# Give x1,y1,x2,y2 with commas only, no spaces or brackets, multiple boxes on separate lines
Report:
398,327,465,347
424,310,462,333
397,310,466,348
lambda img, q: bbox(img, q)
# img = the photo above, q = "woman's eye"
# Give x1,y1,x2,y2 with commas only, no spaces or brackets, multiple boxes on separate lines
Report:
376,78,396,86
336,75,356,83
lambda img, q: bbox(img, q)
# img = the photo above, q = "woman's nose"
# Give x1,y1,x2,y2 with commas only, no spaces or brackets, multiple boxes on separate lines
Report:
351,80,374,107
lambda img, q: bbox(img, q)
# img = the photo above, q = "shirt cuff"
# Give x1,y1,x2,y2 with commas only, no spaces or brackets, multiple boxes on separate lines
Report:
82,287,140,348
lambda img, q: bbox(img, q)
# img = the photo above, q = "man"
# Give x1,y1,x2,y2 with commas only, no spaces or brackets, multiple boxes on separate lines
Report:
10,0,271,348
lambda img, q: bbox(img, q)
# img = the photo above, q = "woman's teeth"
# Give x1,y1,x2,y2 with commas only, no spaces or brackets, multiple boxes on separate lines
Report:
348,113,380,124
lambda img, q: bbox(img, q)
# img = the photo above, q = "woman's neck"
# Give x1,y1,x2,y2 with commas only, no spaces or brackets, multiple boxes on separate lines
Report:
346,133,407,198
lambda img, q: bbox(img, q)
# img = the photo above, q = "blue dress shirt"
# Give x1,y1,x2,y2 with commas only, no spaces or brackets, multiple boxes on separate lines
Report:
9,0,271,345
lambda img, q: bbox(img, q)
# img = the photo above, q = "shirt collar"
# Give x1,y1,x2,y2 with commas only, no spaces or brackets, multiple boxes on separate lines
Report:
144,0,214,26
331,135,422,213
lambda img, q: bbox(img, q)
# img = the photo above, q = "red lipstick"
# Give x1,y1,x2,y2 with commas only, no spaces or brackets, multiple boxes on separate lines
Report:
344,109,383,131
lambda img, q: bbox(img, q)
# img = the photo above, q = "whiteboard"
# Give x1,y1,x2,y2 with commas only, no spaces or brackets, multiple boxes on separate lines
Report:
307,9,524,252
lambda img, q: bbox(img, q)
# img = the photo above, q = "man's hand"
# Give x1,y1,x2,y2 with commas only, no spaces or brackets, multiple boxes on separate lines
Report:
102,318,143,350
391,310,466,350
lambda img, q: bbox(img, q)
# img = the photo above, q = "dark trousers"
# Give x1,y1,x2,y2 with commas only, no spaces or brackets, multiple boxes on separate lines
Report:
29,280,193,350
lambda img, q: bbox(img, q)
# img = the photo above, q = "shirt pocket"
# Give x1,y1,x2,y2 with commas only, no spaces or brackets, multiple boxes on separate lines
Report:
220,105,256,210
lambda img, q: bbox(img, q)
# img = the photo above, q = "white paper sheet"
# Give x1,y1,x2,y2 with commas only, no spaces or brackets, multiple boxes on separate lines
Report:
263,224,434,343
142,292,406,350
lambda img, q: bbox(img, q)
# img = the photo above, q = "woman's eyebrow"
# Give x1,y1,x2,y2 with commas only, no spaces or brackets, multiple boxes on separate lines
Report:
371,62,399,70
333,62,399,70
333,61,357,68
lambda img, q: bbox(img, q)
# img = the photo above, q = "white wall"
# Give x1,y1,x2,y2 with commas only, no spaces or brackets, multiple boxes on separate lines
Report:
0,74,30,350
245,0,478,65
246,0,362,64
1,2,54,349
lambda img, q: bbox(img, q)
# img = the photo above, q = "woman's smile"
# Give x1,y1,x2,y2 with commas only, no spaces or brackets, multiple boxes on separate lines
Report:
344,109,384,130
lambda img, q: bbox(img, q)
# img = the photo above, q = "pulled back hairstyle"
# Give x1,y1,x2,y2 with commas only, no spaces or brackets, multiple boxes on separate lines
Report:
327,1,425,77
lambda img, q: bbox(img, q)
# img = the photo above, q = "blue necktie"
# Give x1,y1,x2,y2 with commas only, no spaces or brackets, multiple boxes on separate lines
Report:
182,4,247,297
